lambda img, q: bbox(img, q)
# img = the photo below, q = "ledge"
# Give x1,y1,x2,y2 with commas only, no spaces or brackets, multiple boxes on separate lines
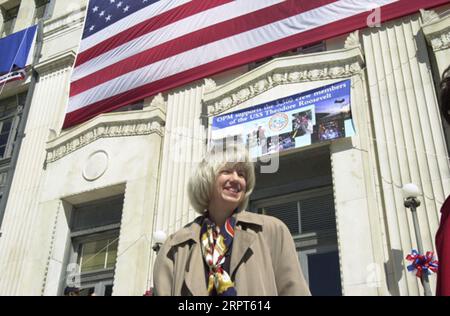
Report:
35,50,77,75
45,108,166,163
423,13,450,51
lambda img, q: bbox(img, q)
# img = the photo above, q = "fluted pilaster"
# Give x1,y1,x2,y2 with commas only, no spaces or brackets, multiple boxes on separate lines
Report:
362,15,450,296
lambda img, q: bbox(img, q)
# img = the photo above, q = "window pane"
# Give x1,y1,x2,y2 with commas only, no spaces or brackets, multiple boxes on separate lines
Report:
307,251,342,296
71,195,124,232
80,239,108,272
300,194,336,234
0,134,9,147
0,145,6,158
105,238,118,269
1,119,12,133
260,201,300,235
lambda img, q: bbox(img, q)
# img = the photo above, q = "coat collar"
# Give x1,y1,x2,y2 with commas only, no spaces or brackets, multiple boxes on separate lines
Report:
168,211,264,295
168,211,264,247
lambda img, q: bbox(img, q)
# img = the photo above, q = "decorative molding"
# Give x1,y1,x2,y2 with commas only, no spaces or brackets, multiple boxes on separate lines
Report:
420,9,439,25
344,30,360,49
204,47,364,116
46,111,165,163
430,31,450,51
423,13,450,51
204,78,217,93
35,51,76,75
43,6,86,39
145,93,166,111
82,150,109,182
41,200,62,296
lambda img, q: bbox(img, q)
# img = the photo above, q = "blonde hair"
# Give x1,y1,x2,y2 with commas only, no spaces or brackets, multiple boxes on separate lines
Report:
187,144,256,214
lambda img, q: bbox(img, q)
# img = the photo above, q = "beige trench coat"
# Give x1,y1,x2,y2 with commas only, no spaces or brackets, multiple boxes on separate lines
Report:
153,211,311,296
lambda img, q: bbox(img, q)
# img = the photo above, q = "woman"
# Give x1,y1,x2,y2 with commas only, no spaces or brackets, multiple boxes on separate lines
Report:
153,145,310,296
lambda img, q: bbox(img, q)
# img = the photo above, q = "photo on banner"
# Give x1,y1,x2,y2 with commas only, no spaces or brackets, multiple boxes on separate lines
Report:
211,79,355,158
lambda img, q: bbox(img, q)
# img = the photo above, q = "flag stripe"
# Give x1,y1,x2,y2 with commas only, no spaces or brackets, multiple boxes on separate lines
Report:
75,0,233,68
72,0,284,81
70,0,338,96
65,0,450,128
68,0,395,112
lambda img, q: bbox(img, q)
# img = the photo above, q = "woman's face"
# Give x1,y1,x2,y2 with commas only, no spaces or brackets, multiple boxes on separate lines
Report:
211,167,247,209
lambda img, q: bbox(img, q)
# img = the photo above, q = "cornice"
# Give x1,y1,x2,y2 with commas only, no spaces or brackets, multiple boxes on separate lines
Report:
43,6,86,39
203,47,365,117
46,109,165,163
422,12,450,51
35,51,77,75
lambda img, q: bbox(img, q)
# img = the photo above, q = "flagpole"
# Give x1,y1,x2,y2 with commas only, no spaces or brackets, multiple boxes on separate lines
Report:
0,0,54,236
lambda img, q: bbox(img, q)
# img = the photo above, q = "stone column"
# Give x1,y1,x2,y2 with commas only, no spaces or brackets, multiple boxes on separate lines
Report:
0,53,75,295
362,15,450,295
112,134,163,296
330,67,389,296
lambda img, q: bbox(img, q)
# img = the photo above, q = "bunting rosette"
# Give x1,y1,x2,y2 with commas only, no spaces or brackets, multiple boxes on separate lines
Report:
406,250,439,278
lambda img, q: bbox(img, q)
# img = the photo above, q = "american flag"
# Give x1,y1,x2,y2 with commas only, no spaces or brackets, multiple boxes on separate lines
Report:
64,0,449,128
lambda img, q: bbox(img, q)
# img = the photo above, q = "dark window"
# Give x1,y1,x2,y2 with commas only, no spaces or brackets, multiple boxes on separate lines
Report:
1,4,19,37
33,0,50,23
254,187,341,296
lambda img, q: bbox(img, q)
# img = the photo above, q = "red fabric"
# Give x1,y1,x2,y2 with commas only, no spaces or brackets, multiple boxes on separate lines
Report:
436,195,450,296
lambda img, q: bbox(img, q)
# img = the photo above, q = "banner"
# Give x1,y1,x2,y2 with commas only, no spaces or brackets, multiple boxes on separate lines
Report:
211,80,355,158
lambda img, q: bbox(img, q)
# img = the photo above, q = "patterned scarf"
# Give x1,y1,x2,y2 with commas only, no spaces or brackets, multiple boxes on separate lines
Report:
200,215,237,296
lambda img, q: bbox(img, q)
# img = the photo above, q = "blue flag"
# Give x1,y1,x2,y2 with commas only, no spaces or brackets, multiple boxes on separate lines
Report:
0,25,37,75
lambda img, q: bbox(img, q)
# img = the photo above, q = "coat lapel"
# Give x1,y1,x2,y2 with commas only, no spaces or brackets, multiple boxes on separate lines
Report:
230,211,263,277
177,212,264,295
184,242,208,296
174,217,208,296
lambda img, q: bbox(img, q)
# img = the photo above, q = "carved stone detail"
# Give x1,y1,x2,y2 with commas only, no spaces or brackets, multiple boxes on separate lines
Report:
420,9,439,25
146,93,166,110
46,120,164,163
344,30,360,49
430,31,450,51
205,59,363,116
204,78,217,93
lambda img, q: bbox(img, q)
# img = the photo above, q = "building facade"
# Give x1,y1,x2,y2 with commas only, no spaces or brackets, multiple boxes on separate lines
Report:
0,0,449,296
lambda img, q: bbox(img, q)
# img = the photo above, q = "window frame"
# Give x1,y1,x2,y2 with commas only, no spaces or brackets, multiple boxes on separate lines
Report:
66,227,120,296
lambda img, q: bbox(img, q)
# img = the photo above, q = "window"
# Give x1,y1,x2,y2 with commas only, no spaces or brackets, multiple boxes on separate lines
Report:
76,234,119,273
252,187,342,296
33,0,50,23
65,195,124,296
0,92,25,160
1,4,19,37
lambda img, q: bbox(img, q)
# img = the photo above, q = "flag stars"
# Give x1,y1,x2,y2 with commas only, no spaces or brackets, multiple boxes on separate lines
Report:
92,6,99,13
89,25,95,32
110,0,115,3
99,10,105,17
105,15,112,22
117,1,123,8
123,5,130,13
